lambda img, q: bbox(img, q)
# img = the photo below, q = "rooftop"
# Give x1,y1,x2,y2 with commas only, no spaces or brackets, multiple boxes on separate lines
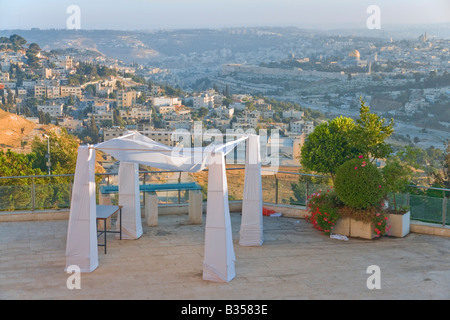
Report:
1,211,450,300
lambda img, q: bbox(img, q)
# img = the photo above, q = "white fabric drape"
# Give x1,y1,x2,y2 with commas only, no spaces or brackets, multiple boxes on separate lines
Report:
65,131,263,282
240,135,264,246
203,152,236,282
65,146,98,272
118,162,143,239
95,131,247,173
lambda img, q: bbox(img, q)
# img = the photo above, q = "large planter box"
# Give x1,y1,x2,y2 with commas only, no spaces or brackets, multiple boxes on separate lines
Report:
386,211,410,238
332,211,411,239
332,216,376,240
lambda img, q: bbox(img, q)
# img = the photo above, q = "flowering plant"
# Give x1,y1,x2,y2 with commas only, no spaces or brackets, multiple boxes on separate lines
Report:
306,187,341,235
306,156,392,239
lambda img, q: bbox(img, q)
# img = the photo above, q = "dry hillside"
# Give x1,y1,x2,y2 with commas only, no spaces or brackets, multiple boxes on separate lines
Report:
0,109,54,154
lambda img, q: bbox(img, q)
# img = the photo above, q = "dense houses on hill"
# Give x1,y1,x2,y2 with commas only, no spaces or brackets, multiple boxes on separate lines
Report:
0,39,314,164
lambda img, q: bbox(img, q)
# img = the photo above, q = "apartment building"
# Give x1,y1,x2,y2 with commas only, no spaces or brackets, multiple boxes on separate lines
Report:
117,90,137,108
0,72,9,82
60,86,82,97
103,127,174,146
193,91,223,109
89,112,114,125
119,108,153,121
37,104,63,117
290,120,314,135
150,96,182,107
282,109,304,119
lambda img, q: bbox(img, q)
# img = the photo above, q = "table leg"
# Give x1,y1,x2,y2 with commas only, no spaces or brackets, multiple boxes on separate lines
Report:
104,219,107,254
119,207,122,240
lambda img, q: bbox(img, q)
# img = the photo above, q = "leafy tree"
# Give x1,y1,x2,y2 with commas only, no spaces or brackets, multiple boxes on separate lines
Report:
31,129,79,175
354,98,394,161
334,157,385,210
444,141,450,187
382,156,414,212
301,99,394,182
9,34,27,51
1,130,81,210
433,140,450,189
113,108,125,127
0,150,43,210
300,116,362,181
28,43,41,52
0,150,42,183
83,115,99,144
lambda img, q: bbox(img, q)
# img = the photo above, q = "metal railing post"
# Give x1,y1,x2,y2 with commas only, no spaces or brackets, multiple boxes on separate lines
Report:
443,191,447,227
275,175,279,204
31,177,36,211
178,172,182,204
306,181,309,203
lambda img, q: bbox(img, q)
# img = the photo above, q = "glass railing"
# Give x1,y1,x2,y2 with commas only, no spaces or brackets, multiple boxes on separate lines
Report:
0,169,448,226
0,175,74,211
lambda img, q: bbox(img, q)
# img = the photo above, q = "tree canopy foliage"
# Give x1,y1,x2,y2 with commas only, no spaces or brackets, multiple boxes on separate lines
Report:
31,129,79,175
300,99,394,180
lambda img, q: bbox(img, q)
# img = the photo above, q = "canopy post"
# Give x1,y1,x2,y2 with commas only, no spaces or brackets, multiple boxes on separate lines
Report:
65,146,98,272
118,162,143,239
240,134,264,246
203,152,236,282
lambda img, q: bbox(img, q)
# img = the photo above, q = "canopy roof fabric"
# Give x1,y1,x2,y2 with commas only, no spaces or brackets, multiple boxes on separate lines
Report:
65,131,263,283
94,131,248,172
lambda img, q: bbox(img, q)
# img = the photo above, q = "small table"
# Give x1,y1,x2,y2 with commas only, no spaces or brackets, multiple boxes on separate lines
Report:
96,205,123,254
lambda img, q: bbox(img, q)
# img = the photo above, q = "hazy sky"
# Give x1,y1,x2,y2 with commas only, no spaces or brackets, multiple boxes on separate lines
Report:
0,0,449,30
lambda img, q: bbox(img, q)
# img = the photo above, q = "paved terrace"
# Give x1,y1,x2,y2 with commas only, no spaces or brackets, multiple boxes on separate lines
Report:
1,212,450,300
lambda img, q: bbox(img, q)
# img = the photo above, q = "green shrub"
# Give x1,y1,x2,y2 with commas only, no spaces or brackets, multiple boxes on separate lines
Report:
334,157,385,210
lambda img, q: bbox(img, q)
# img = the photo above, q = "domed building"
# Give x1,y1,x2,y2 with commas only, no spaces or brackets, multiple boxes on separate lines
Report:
348,49,361,60
340,49,367,68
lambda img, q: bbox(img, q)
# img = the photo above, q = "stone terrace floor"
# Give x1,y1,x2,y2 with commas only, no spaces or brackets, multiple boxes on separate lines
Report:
1,213,450,300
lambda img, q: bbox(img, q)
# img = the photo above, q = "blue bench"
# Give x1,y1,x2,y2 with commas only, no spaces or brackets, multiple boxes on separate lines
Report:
99,182,204,226
100,182,203,194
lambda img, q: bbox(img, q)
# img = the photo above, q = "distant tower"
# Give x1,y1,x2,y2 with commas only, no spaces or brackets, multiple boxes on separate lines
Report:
368,62,372,75
419,32,428,42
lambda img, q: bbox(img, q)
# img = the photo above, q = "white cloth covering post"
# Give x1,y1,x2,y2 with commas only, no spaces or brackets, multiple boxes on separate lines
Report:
65,146,98,272
239,134,264,246
118,162,143,239
203,152,236,282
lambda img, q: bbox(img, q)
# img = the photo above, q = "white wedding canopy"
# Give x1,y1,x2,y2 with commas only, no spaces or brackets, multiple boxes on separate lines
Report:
65,131,263,282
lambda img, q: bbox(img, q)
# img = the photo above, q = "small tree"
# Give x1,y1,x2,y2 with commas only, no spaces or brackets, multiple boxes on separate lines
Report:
301,99,394,181
382,156,414,213
334,157,385,210
354,98,394,161
300,116,362,182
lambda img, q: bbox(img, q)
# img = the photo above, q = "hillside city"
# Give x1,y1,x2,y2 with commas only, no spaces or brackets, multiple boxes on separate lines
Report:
0,28,449,171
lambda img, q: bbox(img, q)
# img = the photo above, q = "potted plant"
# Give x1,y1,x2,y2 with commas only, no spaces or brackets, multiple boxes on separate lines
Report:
302,99,395,239
381,156,413,237
331,156,390,239
306,187,341,235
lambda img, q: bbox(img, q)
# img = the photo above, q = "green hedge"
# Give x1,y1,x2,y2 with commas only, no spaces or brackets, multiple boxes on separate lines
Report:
334,157,384,210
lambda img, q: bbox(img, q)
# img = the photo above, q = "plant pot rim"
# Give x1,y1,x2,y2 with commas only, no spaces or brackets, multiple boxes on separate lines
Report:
384,209,410,216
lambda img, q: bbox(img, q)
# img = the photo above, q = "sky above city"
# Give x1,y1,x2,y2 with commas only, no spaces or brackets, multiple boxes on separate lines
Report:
0,0,449,30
